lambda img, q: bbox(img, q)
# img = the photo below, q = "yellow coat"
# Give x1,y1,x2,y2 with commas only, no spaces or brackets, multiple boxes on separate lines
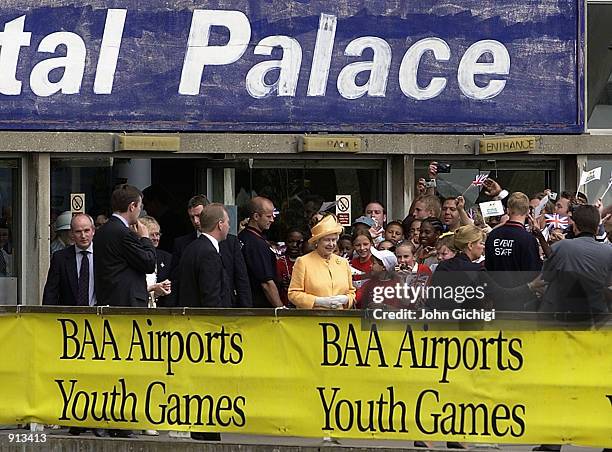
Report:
288,251,356,309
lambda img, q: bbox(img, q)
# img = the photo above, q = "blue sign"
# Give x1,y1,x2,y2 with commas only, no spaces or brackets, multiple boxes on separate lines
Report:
0,1,584,133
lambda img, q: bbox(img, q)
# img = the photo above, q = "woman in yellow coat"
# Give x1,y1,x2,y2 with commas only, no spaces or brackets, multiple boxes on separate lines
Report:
288,215,356,309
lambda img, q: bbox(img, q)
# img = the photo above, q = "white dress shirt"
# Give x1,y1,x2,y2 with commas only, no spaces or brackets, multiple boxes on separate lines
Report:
112,213,129,228
202,233,220,253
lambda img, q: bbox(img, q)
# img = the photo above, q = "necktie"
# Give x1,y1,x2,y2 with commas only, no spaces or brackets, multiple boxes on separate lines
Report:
77,251,89,306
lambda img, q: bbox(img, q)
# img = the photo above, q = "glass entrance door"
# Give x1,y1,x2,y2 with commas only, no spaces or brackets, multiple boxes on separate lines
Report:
415,158,560,206
0,159,19,304
231,158,386,240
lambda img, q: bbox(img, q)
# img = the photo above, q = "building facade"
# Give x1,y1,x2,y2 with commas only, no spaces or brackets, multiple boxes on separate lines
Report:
0,0,610,304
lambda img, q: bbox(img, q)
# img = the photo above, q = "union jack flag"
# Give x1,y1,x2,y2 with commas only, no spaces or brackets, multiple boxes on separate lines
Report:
472,173,489,187
544,214,570,229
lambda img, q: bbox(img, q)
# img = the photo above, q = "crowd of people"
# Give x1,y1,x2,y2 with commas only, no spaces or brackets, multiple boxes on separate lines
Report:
42,163,612,319
38,163,612,446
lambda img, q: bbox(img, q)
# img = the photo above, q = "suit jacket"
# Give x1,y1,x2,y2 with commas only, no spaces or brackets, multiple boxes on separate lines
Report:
170,232,251,307
178,236,232,307
156,248,172,282
540,234,612,315
93,216,157,307
154,248,172,306
42,245,81,306
167,231,198,307
220,235,253,307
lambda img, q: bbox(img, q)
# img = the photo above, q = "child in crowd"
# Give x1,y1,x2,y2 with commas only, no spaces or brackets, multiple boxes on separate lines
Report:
384,220,404,244
357,249,401,309
377,240,395,251
394,242,432,308
350,231,375,292
351,231,374,274
435,233,457,262
407,219,421,247
415,217,443,266
335,234,353,259
276,229,304,306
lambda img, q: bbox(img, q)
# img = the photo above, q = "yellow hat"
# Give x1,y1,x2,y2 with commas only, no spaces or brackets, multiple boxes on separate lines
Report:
308,215,344,244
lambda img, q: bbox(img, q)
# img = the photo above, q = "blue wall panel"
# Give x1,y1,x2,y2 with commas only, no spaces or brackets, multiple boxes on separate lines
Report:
0,1,584,133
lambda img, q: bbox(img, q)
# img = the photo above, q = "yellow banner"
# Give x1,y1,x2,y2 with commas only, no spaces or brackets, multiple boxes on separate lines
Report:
0,313,610,447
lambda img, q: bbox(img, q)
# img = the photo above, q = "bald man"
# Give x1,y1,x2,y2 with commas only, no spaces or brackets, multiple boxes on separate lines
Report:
43,213,96,306
238,197,283,308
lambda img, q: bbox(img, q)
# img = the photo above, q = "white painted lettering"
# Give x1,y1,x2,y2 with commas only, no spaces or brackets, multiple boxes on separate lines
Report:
30,31,86,96
399,37,450,100
93,9,127,94
337,37,391,99
306,13,337,96
246,36,302,98
458,40,510,100
179,9,251,96
0,16,31,95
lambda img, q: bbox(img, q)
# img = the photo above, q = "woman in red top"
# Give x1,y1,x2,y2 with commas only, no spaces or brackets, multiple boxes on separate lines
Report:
396,242,432,275
394,241,432,309
351,230,374,272
351,231,375,305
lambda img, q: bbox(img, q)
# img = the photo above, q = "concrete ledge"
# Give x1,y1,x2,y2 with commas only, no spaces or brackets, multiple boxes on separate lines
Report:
0,430,533,452
2,131,612,155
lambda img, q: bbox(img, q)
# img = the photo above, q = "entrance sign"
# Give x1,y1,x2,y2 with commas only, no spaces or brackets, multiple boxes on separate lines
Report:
0,312,610,447
0,1,584,133
477,136,538,154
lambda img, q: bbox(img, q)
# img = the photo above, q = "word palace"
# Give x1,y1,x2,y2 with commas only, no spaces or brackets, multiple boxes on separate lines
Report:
1,9,510,101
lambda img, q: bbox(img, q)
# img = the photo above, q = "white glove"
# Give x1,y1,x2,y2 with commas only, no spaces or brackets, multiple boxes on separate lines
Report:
314,295,348,309
314,297,334,308
329,295,348,308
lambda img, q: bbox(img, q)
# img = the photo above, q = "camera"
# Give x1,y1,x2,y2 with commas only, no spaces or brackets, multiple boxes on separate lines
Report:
436,162,452,173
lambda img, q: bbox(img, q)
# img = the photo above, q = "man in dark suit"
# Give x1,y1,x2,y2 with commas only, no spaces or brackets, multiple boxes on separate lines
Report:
94,184,157,308
166,195,206,306
167,195,251,308
220,234,252,307
43,213,96,306
43,213,107,437
179,203,232,307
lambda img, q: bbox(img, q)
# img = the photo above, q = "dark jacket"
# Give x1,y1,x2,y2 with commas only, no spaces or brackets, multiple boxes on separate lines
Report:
93,216,157,307
485,221,542,287
42,245,81,306
154,248,172,306
540,234,612,316
220,235,253,308
155,248,172,281
167,231,197,306
169,232,251,307
431,254,535,311
178,235,232,307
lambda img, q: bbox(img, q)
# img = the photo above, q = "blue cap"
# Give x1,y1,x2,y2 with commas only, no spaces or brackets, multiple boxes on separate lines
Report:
353,216,375,227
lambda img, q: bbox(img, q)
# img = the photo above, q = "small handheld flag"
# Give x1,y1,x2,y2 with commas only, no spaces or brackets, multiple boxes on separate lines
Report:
462,172,490,196
472,173,489,187
544,214,570,229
